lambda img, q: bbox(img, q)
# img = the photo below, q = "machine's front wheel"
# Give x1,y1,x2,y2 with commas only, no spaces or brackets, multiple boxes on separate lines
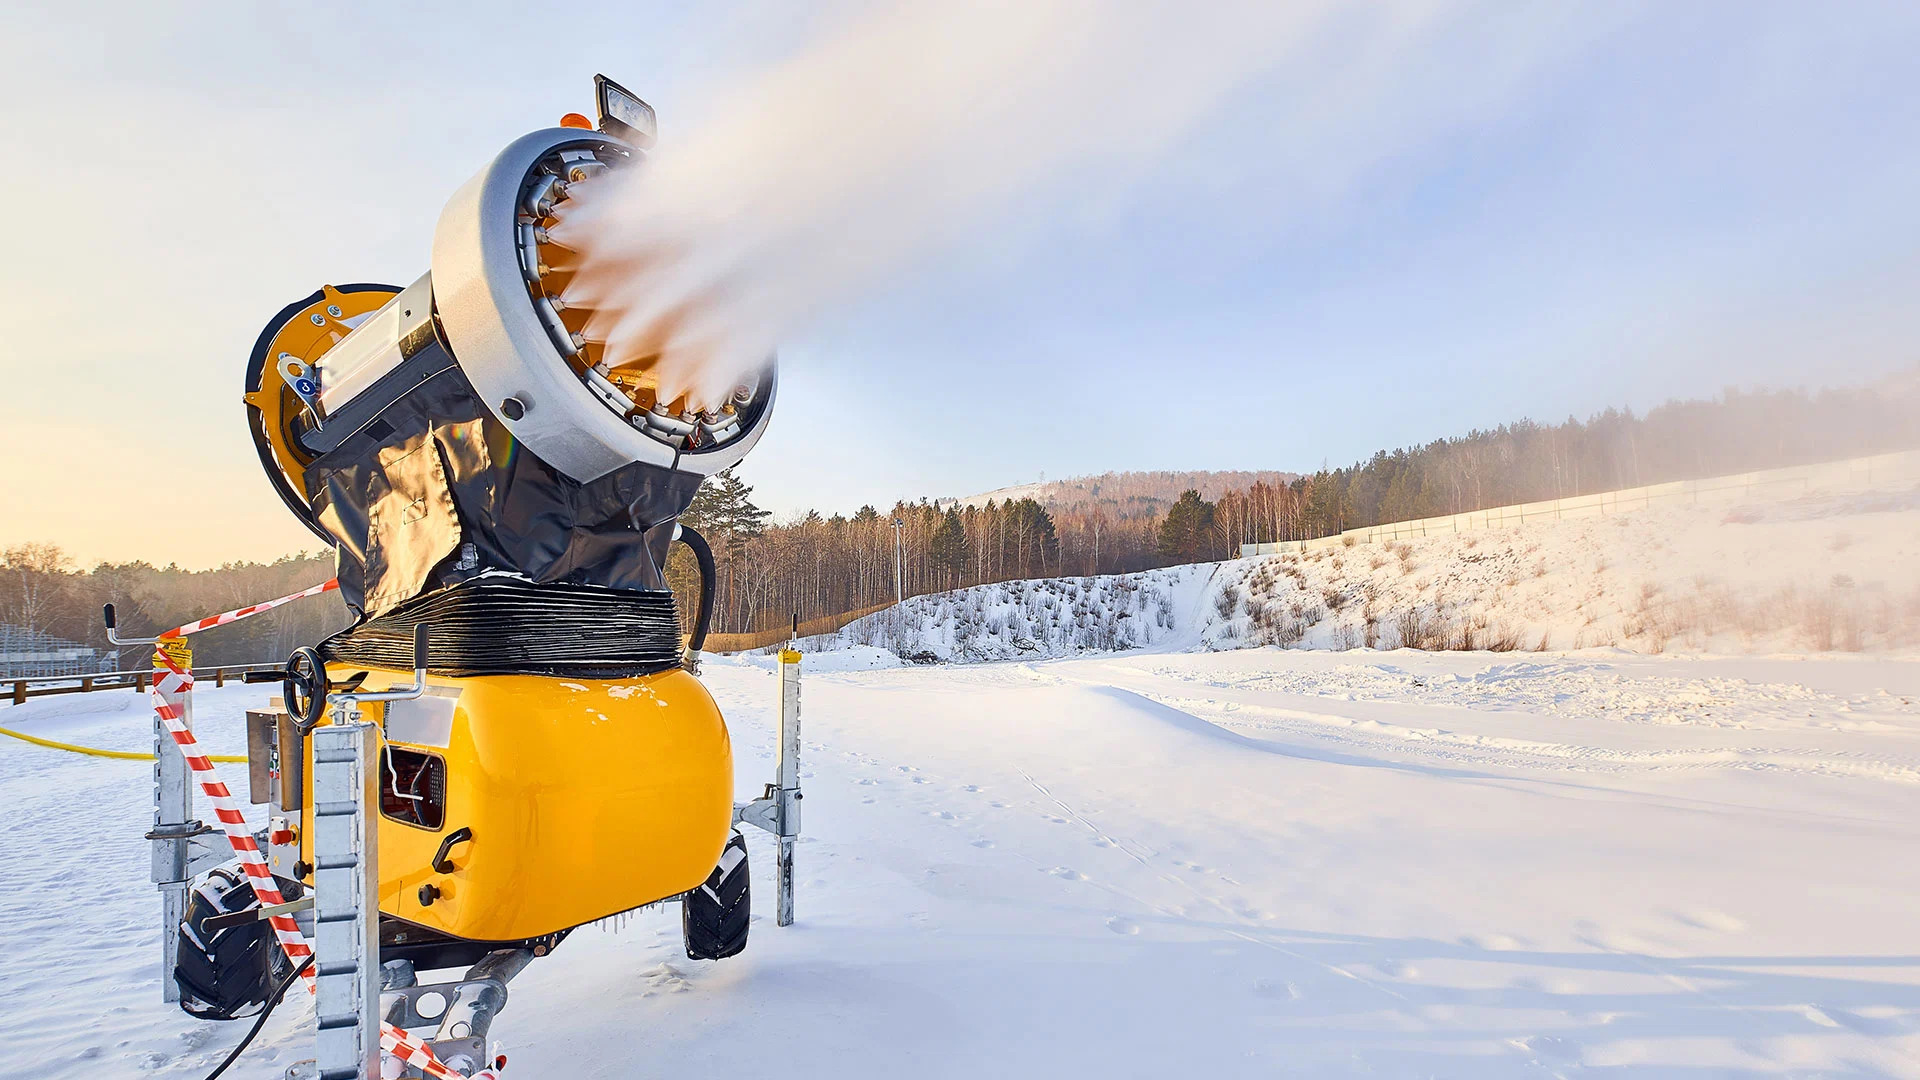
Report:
682,831,749,960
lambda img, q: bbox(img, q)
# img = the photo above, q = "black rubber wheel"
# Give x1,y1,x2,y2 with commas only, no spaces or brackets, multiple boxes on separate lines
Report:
682,831,750,960
175,866,299,1020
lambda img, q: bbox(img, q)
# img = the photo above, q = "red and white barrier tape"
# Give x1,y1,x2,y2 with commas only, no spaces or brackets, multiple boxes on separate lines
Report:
159,578,341,640
151,580,500,1079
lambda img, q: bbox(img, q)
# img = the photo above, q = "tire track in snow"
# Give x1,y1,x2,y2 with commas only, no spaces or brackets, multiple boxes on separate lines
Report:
1137,691,1920,785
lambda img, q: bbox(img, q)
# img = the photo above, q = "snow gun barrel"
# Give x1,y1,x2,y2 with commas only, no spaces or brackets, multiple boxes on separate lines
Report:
241,82,775,618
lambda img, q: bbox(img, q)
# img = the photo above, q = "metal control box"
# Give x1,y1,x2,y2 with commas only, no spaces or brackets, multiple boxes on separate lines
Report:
245,707,304,813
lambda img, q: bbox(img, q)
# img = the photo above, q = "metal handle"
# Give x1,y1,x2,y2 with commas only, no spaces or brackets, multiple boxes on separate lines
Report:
431,826,473,874
103,603,163,647
333,624,431,708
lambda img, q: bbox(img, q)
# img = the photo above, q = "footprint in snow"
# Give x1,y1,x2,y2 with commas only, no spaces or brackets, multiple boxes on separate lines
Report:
1252,978,1301,1000
1106,915,1140,935
1509,1034,1580,1061
1049,866,1085,880
970,838,994,848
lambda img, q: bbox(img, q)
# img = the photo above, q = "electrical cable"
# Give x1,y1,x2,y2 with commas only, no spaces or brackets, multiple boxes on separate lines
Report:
201,953,314,1080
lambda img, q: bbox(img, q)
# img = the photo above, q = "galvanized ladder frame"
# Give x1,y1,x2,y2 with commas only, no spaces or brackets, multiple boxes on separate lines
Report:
312,722,382,1079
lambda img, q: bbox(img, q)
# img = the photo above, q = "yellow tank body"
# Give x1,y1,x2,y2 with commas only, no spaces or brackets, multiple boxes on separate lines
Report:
300,665,733,942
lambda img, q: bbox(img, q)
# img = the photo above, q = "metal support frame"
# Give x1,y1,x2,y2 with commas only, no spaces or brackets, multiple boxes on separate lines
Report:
312,722,381,1080
109,610,203,1004
732,647,802,926
150,680,193,1003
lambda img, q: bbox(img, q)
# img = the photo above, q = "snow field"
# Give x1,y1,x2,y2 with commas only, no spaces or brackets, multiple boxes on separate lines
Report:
4,643,1920,1077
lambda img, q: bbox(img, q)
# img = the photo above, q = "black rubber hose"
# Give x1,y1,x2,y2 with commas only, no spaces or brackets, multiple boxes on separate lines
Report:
675,525,717,654
202,954,314,1080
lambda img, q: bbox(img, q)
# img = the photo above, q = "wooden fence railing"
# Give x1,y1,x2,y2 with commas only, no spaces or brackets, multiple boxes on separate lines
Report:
6,664,283,707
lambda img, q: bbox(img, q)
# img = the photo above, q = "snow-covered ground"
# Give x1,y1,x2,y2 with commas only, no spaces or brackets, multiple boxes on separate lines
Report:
6,642,1920,1078
814,485,1920,662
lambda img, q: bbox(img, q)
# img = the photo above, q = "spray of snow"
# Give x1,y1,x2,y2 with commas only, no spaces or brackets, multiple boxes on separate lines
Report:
545,0,1610,411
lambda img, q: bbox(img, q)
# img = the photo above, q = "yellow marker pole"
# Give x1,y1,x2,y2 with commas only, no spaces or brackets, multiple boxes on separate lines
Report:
775,646,802,926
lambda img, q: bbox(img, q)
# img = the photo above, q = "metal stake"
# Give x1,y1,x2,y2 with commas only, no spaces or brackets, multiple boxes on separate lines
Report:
152,680,192,1003
732,645,804,927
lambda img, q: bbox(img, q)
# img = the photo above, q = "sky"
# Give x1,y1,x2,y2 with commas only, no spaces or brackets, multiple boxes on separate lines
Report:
1,1,1916,568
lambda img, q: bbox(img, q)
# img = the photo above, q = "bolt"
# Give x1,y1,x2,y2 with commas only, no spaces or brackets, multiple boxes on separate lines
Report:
309,313,325,326
499,397,527,421
326,304,342,318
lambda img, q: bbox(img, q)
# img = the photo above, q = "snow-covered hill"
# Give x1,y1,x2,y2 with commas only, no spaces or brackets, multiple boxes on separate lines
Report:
809,485,1920,662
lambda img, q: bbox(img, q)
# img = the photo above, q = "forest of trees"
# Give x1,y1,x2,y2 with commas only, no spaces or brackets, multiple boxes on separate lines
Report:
0,544,348,669
7,379,1916,657
667,381,1919,634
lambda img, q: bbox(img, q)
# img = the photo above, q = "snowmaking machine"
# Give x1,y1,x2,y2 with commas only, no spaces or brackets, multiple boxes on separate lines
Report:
142,76,800,1076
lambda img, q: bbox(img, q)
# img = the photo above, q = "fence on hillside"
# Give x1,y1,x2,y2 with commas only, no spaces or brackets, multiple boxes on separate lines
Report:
1240,448,1920,558
703,600,899,654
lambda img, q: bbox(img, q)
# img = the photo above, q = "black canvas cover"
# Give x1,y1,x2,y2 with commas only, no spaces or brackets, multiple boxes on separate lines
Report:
265,308,698,620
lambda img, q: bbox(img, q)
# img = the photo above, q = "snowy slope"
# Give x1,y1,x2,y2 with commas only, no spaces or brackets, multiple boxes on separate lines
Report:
815,485,1920,662
808,565,1211,662
5,649,1920,1077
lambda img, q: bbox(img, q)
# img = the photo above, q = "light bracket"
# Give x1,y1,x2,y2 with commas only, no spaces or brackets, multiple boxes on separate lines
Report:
594,74,656,148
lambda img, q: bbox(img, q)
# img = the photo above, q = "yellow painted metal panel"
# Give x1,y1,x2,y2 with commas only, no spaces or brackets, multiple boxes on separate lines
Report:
301,667,733,941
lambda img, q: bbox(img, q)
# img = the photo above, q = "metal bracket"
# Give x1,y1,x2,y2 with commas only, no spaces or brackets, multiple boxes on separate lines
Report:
144,821,215,841
381,977,506,1030
203,894,315,933
733,782,802,837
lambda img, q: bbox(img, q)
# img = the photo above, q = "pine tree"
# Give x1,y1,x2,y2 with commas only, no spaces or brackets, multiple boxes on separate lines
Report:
679,466,771,631
929,509,968,589
1156,490,1216,563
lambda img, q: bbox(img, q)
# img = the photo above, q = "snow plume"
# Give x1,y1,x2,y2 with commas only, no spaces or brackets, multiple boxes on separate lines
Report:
545,0,1599,411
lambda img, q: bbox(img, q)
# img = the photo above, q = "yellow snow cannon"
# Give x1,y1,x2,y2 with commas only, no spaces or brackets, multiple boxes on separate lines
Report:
177,76,773,1030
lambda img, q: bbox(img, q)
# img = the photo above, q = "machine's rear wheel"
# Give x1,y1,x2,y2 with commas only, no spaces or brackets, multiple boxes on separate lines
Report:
682,832,749,960
175,865,298,1019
